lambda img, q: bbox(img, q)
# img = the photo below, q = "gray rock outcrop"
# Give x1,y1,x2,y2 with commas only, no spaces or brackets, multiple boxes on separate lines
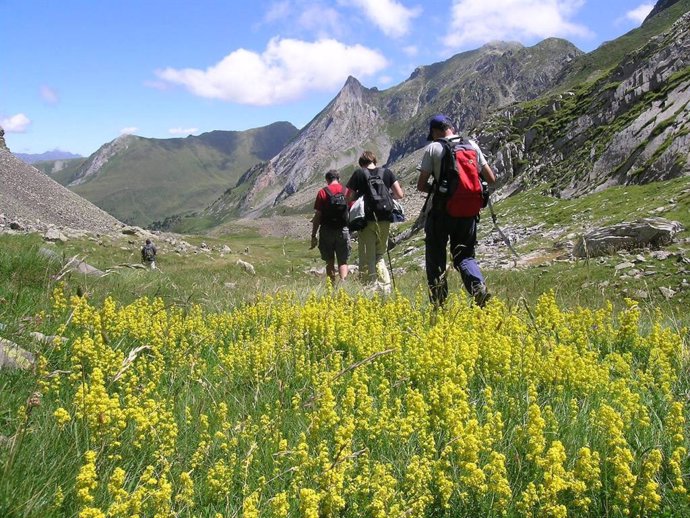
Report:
0,338,35,371
480,10,690,198
573,217,684,257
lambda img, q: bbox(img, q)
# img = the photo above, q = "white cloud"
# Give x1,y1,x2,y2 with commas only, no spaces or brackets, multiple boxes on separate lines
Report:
264,0,292,23
261,1,342,37
1,113,31,133
169,127,199,136
443,0,591,50
624,3,654,24
120,127,138,135
343,0,421,38
297,5,343,37
143,79,170,91
40,85,60,105
155,38,388,106
402,45,419,57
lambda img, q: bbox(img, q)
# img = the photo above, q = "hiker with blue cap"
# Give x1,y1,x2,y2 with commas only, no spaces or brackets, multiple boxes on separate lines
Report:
417,114,497,307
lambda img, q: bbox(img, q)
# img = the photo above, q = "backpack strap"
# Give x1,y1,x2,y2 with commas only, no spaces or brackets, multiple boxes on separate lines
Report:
436,136,468,181
435,138,453,188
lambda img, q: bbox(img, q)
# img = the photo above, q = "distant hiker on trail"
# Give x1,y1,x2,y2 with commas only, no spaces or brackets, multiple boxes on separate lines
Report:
310,170,351,283
141,238,157,269
346,151,404,293
417,114,496,307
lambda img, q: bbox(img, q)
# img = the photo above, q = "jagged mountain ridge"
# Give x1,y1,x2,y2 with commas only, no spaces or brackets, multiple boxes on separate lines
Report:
477,6,690,200
204,0,690,224
15,150,82,164
54,122,298,226
206,39,582,220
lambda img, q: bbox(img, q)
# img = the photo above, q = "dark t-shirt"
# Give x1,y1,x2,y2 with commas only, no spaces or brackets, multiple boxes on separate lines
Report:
346,167,397,195
346,167,398,221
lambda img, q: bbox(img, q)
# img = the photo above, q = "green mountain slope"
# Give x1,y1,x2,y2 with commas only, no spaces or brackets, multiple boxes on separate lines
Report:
32,157,87,184
61,122,298,227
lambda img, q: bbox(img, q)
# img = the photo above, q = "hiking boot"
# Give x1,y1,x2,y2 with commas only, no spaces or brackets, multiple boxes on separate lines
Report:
473,284,491,308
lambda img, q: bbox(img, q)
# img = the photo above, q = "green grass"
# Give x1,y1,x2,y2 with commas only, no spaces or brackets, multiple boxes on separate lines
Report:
4,173,688,325
494,176,690,231
1,174,689,515
0,234,687,516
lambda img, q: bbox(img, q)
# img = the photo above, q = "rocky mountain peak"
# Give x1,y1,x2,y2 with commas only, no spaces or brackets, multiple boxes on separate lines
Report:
645,0,683,22
343,75,363,89
69,133,135,186
330,75,371,111
478,8,690,199
480,41,523,54
0,127,7,151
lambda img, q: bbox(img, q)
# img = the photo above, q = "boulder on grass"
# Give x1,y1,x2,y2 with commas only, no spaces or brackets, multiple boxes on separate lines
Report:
573,217,684,258
236,259,256,275
0,338,35,371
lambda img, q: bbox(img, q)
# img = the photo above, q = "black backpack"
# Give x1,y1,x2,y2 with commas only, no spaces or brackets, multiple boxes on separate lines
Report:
322,185,348,228
363,168,394,221
142,244,156,261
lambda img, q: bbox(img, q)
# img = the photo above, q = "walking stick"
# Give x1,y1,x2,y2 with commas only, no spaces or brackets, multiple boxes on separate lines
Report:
486,194,519,266
386,247,396,291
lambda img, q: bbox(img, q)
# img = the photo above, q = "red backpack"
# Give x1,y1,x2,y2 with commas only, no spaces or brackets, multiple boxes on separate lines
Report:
435,137,486,218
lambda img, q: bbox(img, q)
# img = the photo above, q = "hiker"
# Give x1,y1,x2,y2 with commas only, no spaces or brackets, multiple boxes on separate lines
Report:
310,170,351,283
346,151,404,293
417,114,496,306
141,238,157,269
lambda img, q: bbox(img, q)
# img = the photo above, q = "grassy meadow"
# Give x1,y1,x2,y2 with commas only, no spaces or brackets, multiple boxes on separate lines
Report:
1,178,689,517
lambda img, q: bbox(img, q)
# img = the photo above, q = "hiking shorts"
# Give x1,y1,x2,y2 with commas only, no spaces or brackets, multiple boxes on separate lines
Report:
318,226,350,265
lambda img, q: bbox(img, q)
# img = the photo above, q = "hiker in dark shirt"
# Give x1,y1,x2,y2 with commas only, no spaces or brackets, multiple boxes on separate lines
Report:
141,239,157,270
346,151,403,293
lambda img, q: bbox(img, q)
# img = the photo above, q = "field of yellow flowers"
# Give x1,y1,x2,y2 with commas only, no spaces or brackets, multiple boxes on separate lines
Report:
2,284,689,517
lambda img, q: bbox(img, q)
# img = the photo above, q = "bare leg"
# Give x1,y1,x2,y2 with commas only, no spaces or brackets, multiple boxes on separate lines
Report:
338,263,349,280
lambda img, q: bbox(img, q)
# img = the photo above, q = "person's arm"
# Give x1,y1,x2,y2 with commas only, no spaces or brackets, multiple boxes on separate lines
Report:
480,163,496,184
416,170,432,193
310,211,321,249
417,144,437,193
472,140,496,184
345,170,360,203
391,180,404,199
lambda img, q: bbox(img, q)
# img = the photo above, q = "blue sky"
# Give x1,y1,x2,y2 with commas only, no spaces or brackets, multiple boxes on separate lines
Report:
1,0,656,156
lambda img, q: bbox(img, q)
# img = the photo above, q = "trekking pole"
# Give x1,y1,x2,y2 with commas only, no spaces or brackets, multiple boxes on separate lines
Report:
486,194,519,266
386,248,396,291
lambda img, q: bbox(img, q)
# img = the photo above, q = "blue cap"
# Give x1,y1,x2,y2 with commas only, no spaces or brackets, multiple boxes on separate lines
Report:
426,114,453,141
